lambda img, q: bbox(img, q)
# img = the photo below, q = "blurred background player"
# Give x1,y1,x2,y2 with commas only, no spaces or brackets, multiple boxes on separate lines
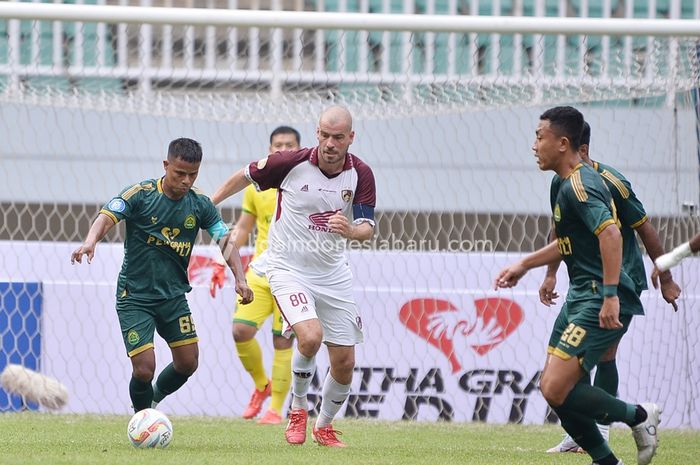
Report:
542,122,681,453
71,138,253,413
211,106,376,447
210,126,301,424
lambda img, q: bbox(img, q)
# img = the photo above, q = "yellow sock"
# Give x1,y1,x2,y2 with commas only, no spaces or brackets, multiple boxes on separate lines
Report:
235,339,268,391
270,347,292,413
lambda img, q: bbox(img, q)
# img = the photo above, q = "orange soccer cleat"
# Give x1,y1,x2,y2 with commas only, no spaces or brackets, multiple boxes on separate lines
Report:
312,425,346,448
257,408,282,425
242,381,271,420
285,408,308,445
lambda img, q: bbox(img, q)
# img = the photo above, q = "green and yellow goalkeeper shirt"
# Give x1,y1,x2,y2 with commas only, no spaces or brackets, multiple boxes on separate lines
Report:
100,178,227,301
549,163,642,315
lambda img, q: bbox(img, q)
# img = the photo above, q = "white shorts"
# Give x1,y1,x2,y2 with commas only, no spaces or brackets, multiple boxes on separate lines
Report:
268,268,363,346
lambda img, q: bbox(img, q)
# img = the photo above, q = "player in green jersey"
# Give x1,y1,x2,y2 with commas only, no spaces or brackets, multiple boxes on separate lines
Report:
71,137,253,412
543,122,681,453
495,107,661,465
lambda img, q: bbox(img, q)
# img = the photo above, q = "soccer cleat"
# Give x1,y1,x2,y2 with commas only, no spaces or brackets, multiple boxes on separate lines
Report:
546,434,584,454
257,408,282,425
285,408,308,445
242,381,271,419
590,461,624,465
312,425,346,448
632,403,662,465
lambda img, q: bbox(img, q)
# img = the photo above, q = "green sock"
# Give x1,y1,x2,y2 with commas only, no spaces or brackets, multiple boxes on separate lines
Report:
594,360,619,398
553,405,611,460
129,376,153,412
562,380,637,425
152,363,191,403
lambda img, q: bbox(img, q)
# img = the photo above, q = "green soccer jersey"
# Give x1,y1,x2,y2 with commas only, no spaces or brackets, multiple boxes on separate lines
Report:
549,163,642,315
550,162,649,295
101,177,225,300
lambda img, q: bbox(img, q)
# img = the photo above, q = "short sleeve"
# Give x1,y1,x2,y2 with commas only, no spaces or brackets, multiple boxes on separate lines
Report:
99,183,143,224
198,194,224,231
245,149,310,191
565,171,616,236
600,169,647,229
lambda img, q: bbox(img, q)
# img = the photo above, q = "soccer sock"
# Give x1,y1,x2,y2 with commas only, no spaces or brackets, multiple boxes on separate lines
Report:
152,363,191,403
561,381,637,426
291,349,316,410
315,374,351,429
129,376,154,412
270,347,292,413
553,404,613,461
235,338,269,391
594,360,619,398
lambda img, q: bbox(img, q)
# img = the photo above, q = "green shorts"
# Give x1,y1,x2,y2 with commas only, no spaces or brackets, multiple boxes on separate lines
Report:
548,301,632,372
116,294,198,358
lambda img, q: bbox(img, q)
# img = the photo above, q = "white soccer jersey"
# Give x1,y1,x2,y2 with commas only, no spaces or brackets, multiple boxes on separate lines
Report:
244,147,376,280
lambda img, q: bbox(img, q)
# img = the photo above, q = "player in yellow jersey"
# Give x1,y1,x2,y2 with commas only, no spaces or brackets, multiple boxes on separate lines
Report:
210,126,301,424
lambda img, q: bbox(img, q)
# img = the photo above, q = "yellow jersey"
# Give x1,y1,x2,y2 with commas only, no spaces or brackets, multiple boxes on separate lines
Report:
241,184,277,259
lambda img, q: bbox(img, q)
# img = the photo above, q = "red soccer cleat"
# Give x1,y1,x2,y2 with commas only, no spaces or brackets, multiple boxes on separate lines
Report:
285,408,308,445
257,408,282,425
312,424,346,448
242,381,271,420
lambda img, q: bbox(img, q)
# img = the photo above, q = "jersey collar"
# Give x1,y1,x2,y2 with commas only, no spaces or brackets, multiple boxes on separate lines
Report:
564,162,585,179
157,177,164,193
309,147,354,172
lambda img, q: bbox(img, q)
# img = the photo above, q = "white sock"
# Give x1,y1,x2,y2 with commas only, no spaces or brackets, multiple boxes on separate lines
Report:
291,349,315,410
315,374,351,429
598,423,610,442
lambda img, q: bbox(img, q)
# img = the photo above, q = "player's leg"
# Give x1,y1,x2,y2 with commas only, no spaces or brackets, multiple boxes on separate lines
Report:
234,270,275,419
311,277,363,447
593,343,619,442
152,295,199,407
117,298,157,412
257,329,293,424
269,272,320,445
546,304,586,453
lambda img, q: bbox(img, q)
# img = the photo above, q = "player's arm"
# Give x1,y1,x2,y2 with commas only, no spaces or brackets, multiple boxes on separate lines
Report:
635,220,680,310
211,168,251,205
209,222,253,304
494,240,561,289
654,232,700,272
540,227,562,306
329,213,374,241
71,213,117,264
597,223,623,329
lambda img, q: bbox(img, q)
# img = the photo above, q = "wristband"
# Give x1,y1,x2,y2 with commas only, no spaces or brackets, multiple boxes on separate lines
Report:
602,284,618,297
655,242,692,272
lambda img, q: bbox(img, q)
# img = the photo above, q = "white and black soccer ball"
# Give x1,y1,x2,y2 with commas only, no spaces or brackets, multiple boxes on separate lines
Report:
127,408,173,449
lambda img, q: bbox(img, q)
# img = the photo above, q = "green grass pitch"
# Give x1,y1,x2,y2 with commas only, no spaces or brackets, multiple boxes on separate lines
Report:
1,413,699,465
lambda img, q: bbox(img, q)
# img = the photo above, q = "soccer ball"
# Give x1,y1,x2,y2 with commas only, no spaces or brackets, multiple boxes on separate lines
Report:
127,408,173,449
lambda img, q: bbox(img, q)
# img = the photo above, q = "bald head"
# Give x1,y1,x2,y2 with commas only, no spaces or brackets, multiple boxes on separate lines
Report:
319,105,353,132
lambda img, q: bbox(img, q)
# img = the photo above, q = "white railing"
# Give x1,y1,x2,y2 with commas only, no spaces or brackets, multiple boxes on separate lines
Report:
0,1,699,97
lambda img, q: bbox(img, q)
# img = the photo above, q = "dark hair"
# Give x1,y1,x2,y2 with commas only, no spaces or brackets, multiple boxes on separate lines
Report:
168,138,203,163
270,126,301,145
580,121,590,147
539,106,584,151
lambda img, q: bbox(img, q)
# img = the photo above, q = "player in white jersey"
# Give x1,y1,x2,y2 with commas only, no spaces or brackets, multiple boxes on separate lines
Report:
212,106,376,447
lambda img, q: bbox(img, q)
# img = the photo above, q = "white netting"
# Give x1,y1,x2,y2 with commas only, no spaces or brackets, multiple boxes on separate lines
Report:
1,1,699,428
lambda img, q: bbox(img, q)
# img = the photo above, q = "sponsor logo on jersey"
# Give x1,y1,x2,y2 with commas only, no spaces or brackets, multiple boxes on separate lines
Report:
342,189,353,202
127,330,140,345
151,216,158,224
308,209,341,232
161,227,181,241
399,297,523,373
108,198,126,213
554,204,561,222
300,184,309,192
184,214,196,229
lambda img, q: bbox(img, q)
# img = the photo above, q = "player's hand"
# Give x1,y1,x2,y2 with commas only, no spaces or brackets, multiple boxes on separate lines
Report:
599,297,623,329
71,243,96,264
328,211,351,238
654,271,681,312
209,263,226,298
539,275,560,307
236,280,254,305
494,262,528,289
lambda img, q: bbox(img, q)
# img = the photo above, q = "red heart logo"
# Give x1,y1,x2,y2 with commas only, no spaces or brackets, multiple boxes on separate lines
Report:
399,298,524,373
